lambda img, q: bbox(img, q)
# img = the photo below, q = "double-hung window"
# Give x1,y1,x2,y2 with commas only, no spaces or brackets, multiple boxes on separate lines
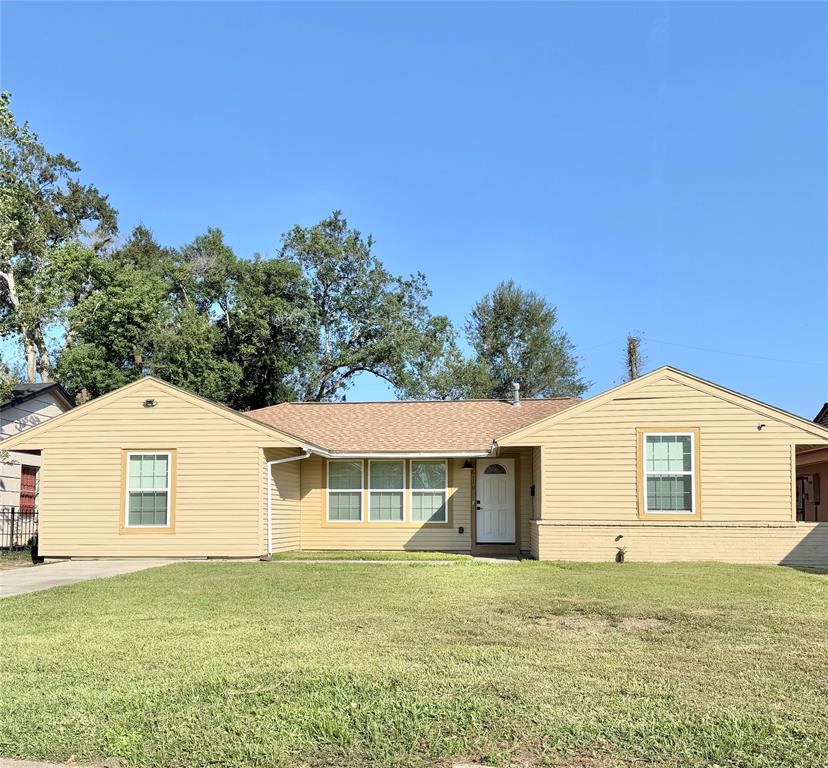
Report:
126,452,172,527
641,432,698,516
328,460,363,522
368,461,405,522
410,460,448,523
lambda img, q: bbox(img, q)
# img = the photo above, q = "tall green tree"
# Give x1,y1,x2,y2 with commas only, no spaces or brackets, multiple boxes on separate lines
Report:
55,226,245,404
0,92,117,382
53,224,318,408
151,306,243,403
173,227,237,322
55,229,171,398
280,211,457,401
464,280,587,399
220,256,316,409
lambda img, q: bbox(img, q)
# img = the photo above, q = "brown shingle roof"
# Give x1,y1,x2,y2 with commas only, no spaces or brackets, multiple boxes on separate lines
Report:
246,398,580,453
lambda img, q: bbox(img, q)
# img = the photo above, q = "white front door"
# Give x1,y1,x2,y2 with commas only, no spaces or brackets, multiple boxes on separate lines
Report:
476,458,515,544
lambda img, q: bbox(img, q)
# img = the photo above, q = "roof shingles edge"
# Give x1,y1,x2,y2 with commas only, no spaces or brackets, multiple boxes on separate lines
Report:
246,398,580,453
1,382,75,411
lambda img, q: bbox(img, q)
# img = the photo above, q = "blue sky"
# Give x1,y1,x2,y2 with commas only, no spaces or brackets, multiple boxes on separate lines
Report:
2,2,826,416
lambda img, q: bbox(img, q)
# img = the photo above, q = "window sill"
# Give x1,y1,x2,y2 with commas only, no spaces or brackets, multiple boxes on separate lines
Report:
119,526,175,535
637,512,701,521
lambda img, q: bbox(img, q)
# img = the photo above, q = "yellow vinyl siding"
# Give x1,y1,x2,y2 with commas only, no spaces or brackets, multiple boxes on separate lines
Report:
497,371,828,566
264,448,303,552
498,447,533,552
22,380,297,558
298,455,472,550
532,446,542,521
517,447,533,551
510,376,825,525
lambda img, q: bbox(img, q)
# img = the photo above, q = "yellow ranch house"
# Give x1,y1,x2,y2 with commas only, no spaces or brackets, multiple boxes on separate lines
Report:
2,366,827,567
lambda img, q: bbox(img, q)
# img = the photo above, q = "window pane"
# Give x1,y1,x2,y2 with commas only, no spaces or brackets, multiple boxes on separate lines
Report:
128,491,168,526
128,454,168,490
678,436,692,472
370,461,404,490
329,461,362,490
129,455,142,482
369,491,404,521
646,476,692,513
154,454,169,487
412,491,446,522
646,436,691,473
329,491,362,521
411,461,446,490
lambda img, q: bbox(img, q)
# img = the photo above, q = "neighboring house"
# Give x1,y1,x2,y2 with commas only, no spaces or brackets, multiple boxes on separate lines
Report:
794,403,828,524
2,366,827,566
1,383,75,546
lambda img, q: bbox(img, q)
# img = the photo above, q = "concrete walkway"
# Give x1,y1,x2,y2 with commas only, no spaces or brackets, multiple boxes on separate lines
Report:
0,559,177,599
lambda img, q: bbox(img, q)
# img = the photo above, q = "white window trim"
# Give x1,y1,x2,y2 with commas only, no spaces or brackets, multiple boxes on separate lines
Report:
327,459,364,523
642,432,696,516
368,460,406,523
125,451,172,528
409,459,449,524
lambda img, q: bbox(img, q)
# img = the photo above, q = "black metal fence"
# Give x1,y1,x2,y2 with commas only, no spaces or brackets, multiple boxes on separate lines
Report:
1,506,39,551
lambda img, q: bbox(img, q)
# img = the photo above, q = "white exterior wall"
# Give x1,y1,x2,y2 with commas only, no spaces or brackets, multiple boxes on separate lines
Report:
1,391,70,511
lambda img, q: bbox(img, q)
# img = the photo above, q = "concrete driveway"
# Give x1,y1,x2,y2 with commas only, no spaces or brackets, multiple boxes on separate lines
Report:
0,559,177,598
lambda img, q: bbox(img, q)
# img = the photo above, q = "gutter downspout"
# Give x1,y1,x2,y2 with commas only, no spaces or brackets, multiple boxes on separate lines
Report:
263,449,312,560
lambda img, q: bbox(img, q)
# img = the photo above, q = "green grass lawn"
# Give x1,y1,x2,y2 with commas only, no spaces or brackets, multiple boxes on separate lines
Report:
1,561,826,768
0,550,34,570
269,549,472,561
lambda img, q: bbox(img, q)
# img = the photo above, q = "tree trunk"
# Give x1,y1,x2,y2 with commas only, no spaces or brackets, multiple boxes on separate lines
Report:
1,270,47,383
625,335,643,382
33,326,52,382
22,332,37,383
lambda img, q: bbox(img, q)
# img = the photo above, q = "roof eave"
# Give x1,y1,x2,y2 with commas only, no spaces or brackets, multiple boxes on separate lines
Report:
306,447,495,459
1,383,75,412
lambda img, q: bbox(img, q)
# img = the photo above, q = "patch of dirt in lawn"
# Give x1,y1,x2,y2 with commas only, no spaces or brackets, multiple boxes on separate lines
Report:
529,614,669,634
551,754,627,768
447,747,627,767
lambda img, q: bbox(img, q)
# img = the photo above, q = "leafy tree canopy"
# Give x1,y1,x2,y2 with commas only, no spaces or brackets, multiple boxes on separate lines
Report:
0,91,117,382
280,211,458,402
1,95,588,407
219,256,316,409
464,280,587,399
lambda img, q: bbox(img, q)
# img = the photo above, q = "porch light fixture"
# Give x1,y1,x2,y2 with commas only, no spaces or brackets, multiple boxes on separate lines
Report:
461,459,473,470
143,399,158,408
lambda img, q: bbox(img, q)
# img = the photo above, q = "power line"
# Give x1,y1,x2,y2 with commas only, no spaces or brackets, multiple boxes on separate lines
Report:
581,337,827,368
646,338,827,368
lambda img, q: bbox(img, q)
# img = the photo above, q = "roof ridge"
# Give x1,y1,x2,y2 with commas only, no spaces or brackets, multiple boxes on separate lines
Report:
249,396,580,410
